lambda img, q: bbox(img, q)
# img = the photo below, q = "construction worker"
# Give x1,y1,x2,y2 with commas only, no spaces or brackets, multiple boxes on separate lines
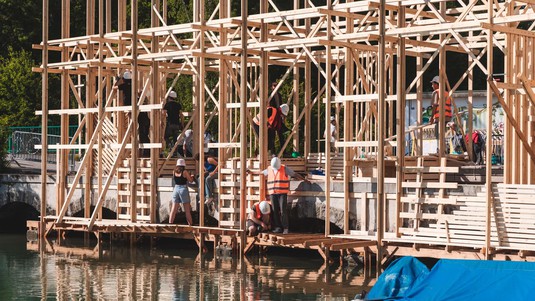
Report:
253,104,289,155
429,76,452,151
246,200,273,236
250,157,306,234
162,90,184,151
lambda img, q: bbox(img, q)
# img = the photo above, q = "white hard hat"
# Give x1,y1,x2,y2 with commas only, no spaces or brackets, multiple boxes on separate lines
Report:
271,157,281,170
123,71,132,80
430,76,440,84
176,158,186,167
169,91,177,99
259,201,271,215
185,129,193,137
280,104,289,116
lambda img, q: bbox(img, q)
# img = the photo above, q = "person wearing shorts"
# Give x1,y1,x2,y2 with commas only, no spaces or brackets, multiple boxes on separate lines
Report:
169,158,194,225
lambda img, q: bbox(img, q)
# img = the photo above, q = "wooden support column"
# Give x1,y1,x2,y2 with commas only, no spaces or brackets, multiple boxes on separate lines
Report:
324,0,333,236
193,1,201,158
485,1,494,259
198,1,206,226
438,2,446,157
218,0,230,227
130,0,138,223
239,0,248,254
292,0,300,153
57,0,70,224
467,31,474,162
395,6,406,237
97,0,104,222
150,0,160,223
376,0,386,274
416,35,423,156
40,0,49,242
343,0,355,234
259,0,268,198
303,0,311,159
85,0,95,222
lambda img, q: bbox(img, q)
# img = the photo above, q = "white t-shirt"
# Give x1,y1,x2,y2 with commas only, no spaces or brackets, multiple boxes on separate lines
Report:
324,124,336,142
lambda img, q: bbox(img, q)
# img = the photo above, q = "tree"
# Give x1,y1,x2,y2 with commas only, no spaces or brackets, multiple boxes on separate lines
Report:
0,49,41,128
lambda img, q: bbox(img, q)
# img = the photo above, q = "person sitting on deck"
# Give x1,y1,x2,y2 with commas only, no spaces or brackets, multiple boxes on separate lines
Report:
193,152,219,213
246,200,273,236
177,129,193,158
169,158,194,226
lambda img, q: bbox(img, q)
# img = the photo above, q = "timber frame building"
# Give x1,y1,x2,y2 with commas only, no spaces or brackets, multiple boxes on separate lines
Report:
35,0,535,267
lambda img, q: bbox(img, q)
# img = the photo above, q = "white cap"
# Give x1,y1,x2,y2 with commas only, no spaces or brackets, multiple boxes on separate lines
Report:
169,91,177,99
123,71,132,80
271,157,281,170
330,116,335,122
176,158,186,166
185,129,193,137
430,76,440,84
280,104,289,116
259,201,271,215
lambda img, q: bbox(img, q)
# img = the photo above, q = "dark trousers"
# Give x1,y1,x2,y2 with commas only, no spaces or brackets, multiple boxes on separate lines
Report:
473,144,483,165
164,123,181,150
268,128,286,155
270,193,288,230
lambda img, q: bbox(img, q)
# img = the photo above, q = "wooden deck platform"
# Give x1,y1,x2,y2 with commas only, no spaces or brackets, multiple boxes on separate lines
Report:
27,218,379,264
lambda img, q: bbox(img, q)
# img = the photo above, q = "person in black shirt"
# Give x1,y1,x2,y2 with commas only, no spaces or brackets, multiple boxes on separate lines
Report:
270,81,282,108
138,111,150,157
162,90,183,150
116,71,132,106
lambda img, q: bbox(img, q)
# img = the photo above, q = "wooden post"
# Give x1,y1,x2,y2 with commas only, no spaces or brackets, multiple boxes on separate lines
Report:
395,6,406,237
40,0,49,243
324,0,333,236
130,0,138,223
97,0,104,221
57,0,70,232
438,2,446,157
343,0,354,234
150,0,160,223
485,1,494,259
198,0,206,226
239,0,248,253
376,0,386,274
259,0,268,199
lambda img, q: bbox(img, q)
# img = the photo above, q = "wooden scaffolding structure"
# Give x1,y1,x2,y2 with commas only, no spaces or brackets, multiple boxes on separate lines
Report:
36,0,535,263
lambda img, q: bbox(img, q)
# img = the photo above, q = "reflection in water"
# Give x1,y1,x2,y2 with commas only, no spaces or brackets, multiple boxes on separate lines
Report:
0,235,374,300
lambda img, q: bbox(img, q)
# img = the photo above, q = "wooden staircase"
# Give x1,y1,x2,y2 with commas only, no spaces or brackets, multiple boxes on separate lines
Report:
117,158,155,222
218,158,261,228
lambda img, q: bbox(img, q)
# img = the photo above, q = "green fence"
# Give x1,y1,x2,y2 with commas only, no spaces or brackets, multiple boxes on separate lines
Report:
7,125,79,154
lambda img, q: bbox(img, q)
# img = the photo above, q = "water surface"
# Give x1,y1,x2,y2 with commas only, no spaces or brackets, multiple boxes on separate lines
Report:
0,235,371,300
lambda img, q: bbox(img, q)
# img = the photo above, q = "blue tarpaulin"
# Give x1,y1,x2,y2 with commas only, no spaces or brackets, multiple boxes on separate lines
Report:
366,257,535,301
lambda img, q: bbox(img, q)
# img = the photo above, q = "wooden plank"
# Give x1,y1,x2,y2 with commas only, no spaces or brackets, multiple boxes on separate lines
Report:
329,241,377,251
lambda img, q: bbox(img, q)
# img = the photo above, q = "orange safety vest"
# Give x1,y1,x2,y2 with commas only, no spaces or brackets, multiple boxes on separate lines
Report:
433,90,453,120
253,106,277,126
267,165,290,195
253,202,262,219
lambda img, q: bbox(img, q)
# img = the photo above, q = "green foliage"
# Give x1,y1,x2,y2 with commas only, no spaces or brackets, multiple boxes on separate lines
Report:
0,49,41,128
0,125,7,170
0,1,41,59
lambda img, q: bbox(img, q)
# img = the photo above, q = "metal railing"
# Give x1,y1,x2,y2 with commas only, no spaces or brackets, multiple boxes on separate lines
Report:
10,131,76,170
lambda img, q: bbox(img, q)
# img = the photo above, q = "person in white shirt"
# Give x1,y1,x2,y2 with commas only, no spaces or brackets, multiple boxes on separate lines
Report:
324,116,338,154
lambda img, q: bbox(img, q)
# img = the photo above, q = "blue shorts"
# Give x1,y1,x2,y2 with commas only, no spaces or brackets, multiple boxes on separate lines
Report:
172,185,191,204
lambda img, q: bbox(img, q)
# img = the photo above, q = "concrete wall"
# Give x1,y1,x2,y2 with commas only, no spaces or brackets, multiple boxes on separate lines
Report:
0,174,483,232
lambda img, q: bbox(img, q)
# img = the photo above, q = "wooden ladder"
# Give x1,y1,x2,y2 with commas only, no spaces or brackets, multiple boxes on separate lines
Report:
218,158,260,228
117,158,154,222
